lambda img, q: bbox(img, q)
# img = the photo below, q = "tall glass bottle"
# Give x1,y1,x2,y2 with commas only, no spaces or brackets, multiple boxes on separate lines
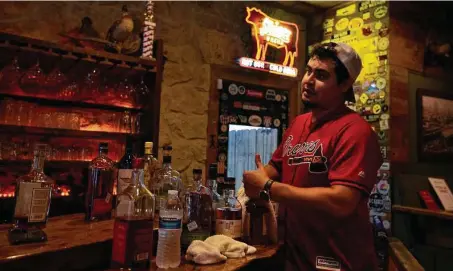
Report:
154,145,182,211
8,144,54,245
215,189,242,239
143,141,159,191
181,169,213,250
111,158,156,269
85,142,115,222
117,137,134,196
206,163,222,234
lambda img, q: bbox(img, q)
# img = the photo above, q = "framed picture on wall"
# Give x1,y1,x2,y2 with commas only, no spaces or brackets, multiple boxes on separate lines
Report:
416,88,453,162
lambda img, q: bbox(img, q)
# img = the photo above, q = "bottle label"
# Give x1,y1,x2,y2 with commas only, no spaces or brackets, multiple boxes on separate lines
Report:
159,216,182,229
116,198,134,217
187,221,198,232
112,218,154,265
14,182,51,223
117,169,133,195
216,219,242,238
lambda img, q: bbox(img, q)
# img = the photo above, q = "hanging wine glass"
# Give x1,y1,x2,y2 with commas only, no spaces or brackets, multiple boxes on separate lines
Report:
135,75,150,108
57,63,80,101
44,64,67,96
117,78,134,107
81,67,101,102
20,58,45,94
0,57,22,90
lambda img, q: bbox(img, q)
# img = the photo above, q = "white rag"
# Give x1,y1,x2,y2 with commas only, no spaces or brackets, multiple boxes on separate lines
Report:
185,235,257,264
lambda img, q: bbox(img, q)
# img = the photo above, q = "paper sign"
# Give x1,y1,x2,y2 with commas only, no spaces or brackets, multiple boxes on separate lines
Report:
428,177,453,211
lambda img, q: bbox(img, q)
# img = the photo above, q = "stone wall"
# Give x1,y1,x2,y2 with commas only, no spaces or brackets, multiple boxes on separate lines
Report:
0,1,306,181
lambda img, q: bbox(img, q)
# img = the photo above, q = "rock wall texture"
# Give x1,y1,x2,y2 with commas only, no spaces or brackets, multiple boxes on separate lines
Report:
0,1,306,180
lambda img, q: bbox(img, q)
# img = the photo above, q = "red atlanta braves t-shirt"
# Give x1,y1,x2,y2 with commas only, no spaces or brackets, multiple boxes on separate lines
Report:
270,105,383,271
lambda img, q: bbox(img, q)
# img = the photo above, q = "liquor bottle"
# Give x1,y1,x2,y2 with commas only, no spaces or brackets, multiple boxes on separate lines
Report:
117,137,134,196
8,144,54,245
143,141,159,191
85,142,115,222
154,145,182,211
8,144,55,245
206,163,222,234
215,189,242,239
111,158,156,269
181,169,213,251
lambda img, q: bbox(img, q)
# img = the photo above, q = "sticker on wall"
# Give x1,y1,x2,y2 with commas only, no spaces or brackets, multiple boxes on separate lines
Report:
281,113,287,120
380,113,390,120
336,3,356,17
246,89,264,98
263,116,272,127
248,115,262,126
378,90,386,99
220,114,237,125
243,102,261,111
377,131,386,141
379,119,389,130
233,101,242,109
238,86,246,95
275,94,282,102
359,93,369,104
372,104,382,114
228,84,239,95
363,12,371,20
382,105,389,113
380,146,388,159
238,115,247,124
221,124,228,133
377,179,390,195
282,95,287,102
218,134,228,144
221,93,228,101
369,192,384,213
273,118,281,127
335,18,349,31
375,21,383,30
374,6,388,19
217,79,223,90
349,17,364,31
378,37,389,51
379,25,389,37
323,18,334,29
218,153,227,162
376,77,386,90
362,26,373,36
265,89,276,101
383,220,391,231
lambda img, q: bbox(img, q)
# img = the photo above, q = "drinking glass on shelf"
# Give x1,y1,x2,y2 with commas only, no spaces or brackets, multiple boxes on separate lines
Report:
2,98,16,125
82,67,101,102
135,76,150,108
69,113,81,130
117,78,134,107
44,65,67,96
15,101,29,126
0,57,22,89
120,110,132,133
134,113,143,134
20,59,45,94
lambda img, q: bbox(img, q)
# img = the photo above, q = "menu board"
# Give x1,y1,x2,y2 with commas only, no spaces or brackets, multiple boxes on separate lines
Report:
216,79,289,171
313,0,391,236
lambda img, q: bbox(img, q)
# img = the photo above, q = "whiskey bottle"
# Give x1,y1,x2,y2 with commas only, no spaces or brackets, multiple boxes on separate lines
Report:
215,189,242,239
143,141,159,191
8,144,54,245
154,145,182,211
111,158,156,268
117,137,134,196
85,142,115,222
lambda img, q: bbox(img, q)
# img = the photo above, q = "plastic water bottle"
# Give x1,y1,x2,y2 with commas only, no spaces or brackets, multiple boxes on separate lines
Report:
156,190,183,268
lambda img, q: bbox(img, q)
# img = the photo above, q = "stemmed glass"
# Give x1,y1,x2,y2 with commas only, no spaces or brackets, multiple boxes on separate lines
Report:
135,75,150,108
20,58,45,94
44,61,67,96
82,67,102,102
0,57,22,90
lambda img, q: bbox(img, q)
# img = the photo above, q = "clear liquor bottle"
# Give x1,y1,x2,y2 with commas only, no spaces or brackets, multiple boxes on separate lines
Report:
111,158,156,269
143,141,159,191
154,145,182,211
215,189,242,239
206,163,222,234
181,169,213,250
117,137,134,196
8,144,54,245
85,142,116,222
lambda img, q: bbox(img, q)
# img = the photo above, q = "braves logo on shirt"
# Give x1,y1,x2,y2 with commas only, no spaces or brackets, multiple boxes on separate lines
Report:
283,135,328,173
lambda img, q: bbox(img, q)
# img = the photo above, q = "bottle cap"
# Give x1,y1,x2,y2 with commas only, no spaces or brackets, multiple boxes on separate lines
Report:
145,142,153,149
193,168,202,174
168,190,178,196
132,158,144,169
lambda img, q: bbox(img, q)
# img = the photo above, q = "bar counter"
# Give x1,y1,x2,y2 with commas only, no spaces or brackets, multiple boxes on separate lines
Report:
0,214,280,271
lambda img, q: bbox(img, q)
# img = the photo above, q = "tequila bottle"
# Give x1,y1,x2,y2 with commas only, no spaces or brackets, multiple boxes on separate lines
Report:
154,145,182,211
8,144,54,245
111,158,156,268
85,142,115,221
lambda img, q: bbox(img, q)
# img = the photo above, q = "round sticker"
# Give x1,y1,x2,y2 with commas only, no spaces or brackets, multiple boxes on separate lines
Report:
378,90,386,99
379,25,389,37
378,37,389,51
348,17,364,30
374,6,388,19
378,65,387,76
380,113,389,120
372,104,382,114
368,193,384,212
375,21,383,30
218,153,227,162
382,105,389,112
383,220,391,230
221,124,228,132
282,95,287,102
335,18,349,31
248,115,262,126
221,93,228,101
238,86,246,95
377,180,390,195
228,84,238,95
275,94,282,102
376,77,386,90
273,119,281,127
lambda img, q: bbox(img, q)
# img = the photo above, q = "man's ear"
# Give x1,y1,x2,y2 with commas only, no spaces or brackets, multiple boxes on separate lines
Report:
340,79,352,93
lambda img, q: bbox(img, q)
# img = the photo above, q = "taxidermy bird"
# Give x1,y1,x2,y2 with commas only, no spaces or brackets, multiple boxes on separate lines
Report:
105,5,141,55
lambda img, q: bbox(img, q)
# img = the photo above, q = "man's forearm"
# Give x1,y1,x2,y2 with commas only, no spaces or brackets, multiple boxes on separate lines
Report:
270,181,361,219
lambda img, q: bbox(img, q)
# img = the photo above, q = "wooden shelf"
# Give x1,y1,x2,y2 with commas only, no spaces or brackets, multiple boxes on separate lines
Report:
0,31,158,72
0,92,145,113
0,124,143,140
392,204,453,220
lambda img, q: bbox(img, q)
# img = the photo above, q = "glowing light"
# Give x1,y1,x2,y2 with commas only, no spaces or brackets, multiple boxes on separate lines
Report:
238,57,298,77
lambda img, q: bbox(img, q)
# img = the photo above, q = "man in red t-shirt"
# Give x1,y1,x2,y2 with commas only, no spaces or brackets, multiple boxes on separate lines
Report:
243,42,383,271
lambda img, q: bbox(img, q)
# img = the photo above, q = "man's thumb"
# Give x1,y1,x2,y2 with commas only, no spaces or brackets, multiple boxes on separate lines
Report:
255,154,265,170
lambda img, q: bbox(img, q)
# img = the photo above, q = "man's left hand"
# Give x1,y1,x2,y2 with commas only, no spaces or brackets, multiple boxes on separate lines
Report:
243,154,269,199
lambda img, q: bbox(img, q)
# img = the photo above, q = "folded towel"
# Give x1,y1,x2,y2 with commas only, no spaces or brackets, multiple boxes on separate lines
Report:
185,240,227,265
204,235,257,258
